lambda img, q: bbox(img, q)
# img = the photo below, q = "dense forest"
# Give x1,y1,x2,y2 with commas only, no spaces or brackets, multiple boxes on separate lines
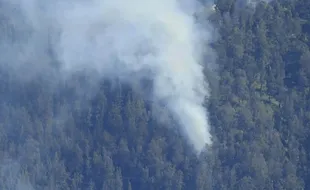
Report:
1,0,310,189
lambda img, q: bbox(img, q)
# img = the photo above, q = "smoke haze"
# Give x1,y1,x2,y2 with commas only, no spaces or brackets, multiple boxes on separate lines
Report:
0,0,215,153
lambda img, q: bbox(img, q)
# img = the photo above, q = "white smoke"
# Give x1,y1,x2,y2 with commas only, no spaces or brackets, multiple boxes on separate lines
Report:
0,0,215,153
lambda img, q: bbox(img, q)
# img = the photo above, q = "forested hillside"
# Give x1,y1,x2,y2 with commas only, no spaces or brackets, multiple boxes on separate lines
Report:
1,0,310,189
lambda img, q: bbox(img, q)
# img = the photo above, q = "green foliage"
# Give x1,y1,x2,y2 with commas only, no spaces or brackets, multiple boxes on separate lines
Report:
1,0,310,189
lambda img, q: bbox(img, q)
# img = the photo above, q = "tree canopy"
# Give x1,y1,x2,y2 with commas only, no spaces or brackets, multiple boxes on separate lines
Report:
1,0,310,189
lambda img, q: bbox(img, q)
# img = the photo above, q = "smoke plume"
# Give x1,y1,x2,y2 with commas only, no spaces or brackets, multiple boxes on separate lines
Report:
0,0,215,153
